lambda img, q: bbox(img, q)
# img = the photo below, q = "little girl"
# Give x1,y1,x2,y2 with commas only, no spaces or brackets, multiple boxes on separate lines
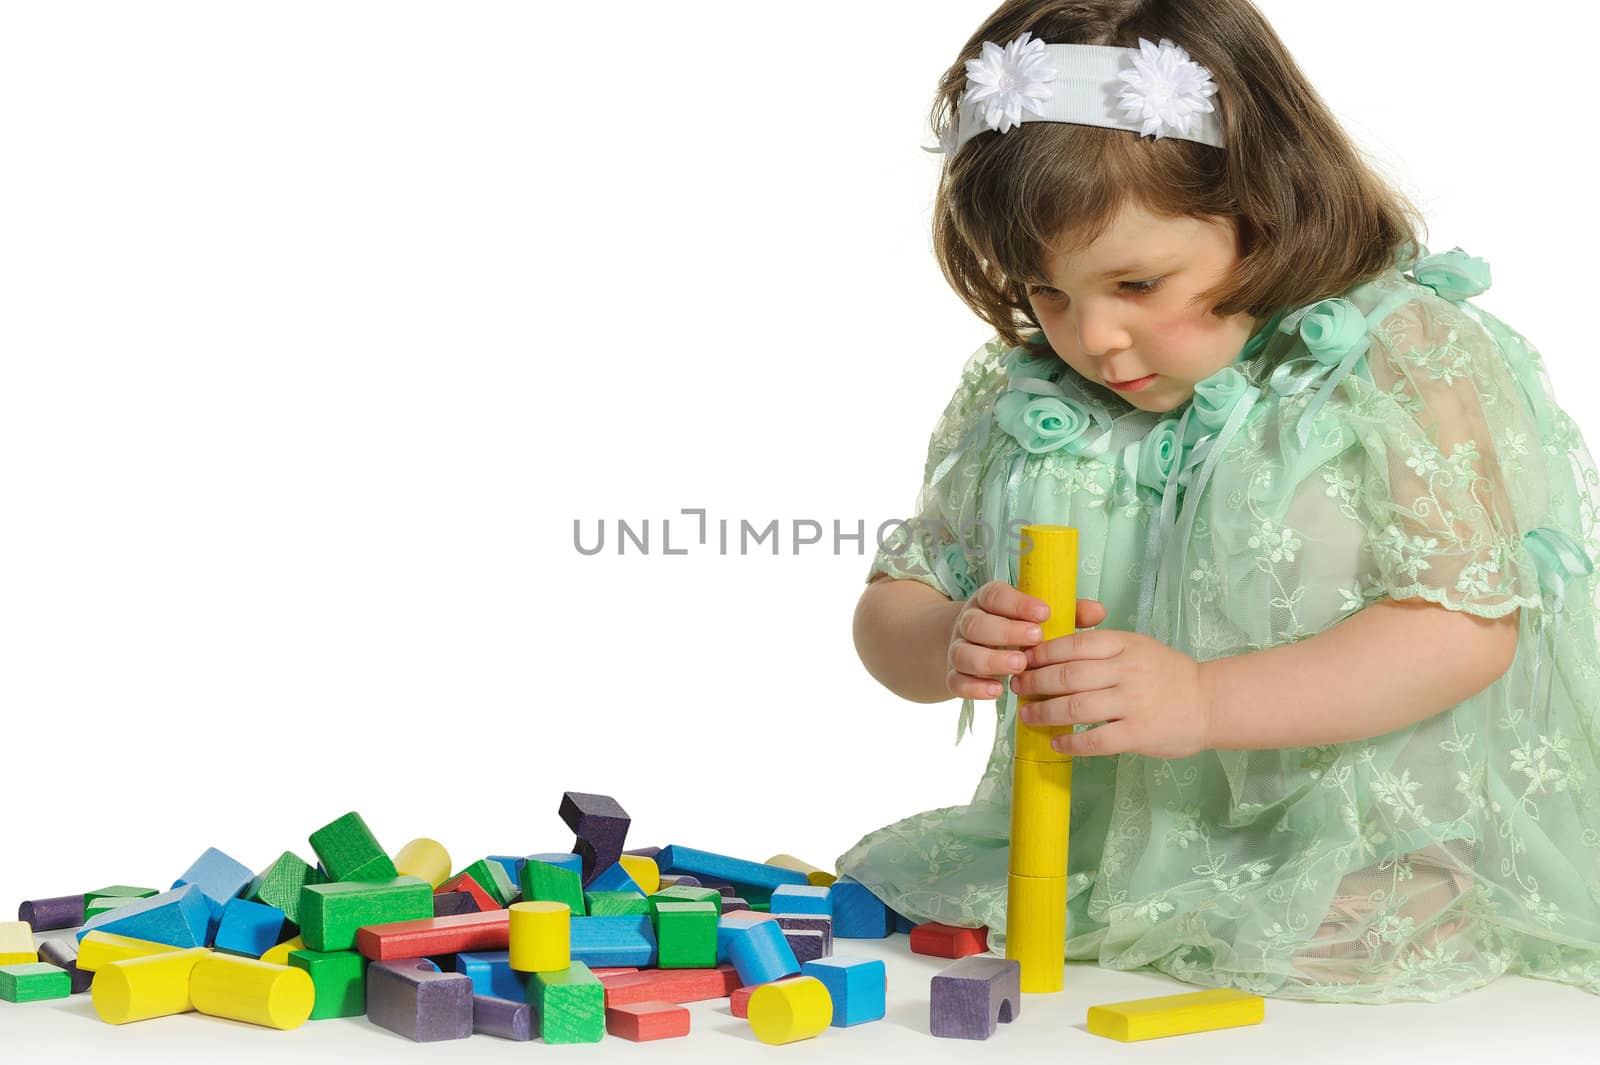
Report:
840,0,1600,1004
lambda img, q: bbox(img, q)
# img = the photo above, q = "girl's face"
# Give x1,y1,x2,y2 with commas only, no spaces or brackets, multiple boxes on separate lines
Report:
1025,203,1261,414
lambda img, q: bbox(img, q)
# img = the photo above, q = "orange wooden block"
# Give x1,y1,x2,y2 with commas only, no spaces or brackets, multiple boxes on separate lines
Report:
436,873,498,913
355,911,510,961
731,985,757,1018
599,964,742,1006
606,1000,690,1041
910,922,990,959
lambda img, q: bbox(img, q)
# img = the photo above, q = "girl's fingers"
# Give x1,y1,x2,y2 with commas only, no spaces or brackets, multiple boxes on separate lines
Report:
949,672,1005,700
1051,721,1130,757
950,640,1028,681
1012,658,1116,699
1076,598,1108,627
1017,688,1118,728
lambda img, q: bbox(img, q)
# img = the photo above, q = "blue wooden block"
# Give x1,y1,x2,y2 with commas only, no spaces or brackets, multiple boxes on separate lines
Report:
587,862,642,895
76,884,210,948
718,916,799,985
213,898,287,957
830,877,891,938
770,884,832,916
487,856,526,887
173,846,256,908
656,846,807,893
525,852,583,877
456,951,529,1002
892,909,915,934
802,955,886,1026
201,894,224,947
569,915,656,968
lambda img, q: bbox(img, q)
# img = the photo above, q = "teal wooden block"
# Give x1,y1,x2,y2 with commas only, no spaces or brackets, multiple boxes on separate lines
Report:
570,915,656,967
802,955,886,1026
213,898,287,957
0,962,71,1003
521,860,586,917
770,884,832,916
310,811,398,883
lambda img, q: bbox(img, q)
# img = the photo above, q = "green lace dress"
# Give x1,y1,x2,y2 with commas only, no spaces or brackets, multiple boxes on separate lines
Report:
837,244,1600,1003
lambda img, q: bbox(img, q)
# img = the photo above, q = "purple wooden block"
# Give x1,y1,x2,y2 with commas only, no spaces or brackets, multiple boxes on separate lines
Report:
622,846,661,859
724,898,750,913
786,928,827,964
19,895,85,932
432,891,479,918
775,914,833,955
472,993,532,1041
659,875,701,889
37,938,93,994
558,791,631,886
929,956,1020,1040
366,958,473,1042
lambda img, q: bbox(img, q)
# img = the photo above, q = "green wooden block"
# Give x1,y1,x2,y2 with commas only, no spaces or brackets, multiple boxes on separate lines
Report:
0,962,72,1003
460,859,516,908
83,886,157,910
522,860,586,917
84,896,144,921
248,851,325,925
309,811,398,883
298,876,431,951
648,885,723,918
528,961,603,1043
287,948,367,1019
585,891,651,918
655,901,718,968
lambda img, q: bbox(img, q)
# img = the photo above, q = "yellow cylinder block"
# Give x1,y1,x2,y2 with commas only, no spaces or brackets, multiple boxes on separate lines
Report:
259,935,305,967
508,901,570,973
764,853,837,888
189,953,315,1030
91,948,210,1024
393,838,453,889
748,975,833,1045
618,854,660,895
76,931,187,973
1007,523,1078,995
1005,873,1067,993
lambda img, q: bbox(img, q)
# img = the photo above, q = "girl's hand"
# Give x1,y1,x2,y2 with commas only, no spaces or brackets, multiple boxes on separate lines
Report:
946,580,1108,701
1011,627,1214,759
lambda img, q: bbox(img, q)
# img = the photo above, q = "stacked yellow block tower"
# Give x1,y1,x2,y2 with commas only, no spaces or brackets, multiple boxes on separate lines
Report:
1005,524,1077,994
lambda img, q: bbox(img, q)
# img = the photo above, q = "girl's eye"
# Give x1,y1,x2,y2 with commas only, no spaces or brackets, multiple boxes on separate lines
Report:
1120,278,1164,294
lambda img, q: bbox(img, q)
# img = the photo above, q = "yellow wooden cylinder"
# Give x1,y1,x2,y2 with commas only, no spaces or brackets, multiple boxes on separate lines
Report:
91,948,209,1024
748,975,833,1045
508,901,570,973
189,953,316,1030
1007,523,1077,994
1005,874,1067,993
393,838,453,888
618,854,661,895
259,935,305,967
76,931,187,973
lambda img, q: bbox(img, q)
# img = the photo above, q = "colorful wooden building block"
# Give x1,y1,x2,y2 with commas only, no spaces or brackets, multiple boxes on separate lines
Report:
473,993,532,1040
786,929,827,964
719,914,800,986
90,948,209,1024
801,955,885,1026
521,858,585,917
76,885,210,949
1085,988,1265,1042
36,937,92,994
525,851,584,876
17,894,85,932
730,983,756,1018
189,953,315,1030
656,845,808,896
570,914,656,968
530,960,605,1043
260,935,305,966
586,891,651,917
486,855,526,885
298,876,433,951
588,861,643,895
365,958,472,1042
892,909,916,934
83,886,157,911
173,846,255,909
617,854,660,894
650,884,723,915
310,811,398,883
246,851,323,924
213,898,287,958
656,901,718,969
930,955,1020,1040
748,975,832,1044
598,964,741,1006
288,948,368,1019
76,931,186,972
393,838,453,888
558,792,631,886
774,913,833,954
437,872,499,913
770,884,832,916
606,999,690,1040
355,910,511,962
910,922,989,959
829,877,892,938
0,920,37,965
509,901,570,973
432,891,479,917
459,859,517,908
456,950,529,1001
0,962,71,1002
765,853,838,887
84,896,142,922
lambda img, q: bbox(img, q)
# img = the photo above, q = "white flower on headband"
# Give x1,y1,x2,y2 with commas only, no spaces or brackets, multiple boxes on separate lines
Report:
1114,37,1217,140
962,30,1055,136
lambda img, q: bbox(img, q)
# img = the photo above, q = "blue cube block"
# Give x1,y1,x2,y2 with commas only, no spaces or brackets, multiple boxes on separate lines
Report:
830,878,891,938
456,951,529,1002
77,884,211,948
769,884,832,916
802,955,886,1026
173,847,256,909
587,862,642,895
570,915,656,968
718,917,799,986
524,852,583,877
213,898,287,957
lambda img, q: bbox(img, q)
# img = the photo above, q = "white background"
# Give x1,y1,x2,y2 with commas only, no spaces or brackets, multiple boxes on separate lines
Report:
2,1,1596,1057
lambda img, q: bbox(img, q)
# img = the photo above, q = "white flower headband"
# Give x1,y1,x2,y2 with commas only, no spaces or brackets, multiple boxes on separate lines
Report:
927,32,1224,155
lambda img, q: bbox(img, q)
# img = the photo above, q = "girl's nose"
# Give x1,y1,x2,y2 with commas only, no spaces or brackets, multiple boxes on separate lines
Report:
1074,303,1132,359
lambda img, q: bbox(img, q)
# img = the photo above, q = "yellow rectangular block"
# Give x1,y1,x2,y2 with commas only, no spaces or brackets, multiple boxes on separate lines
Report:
77,931,187,973
0,920,36,964
0,951,39,965
1002,873,1066,994
1086,988,1265,1041
1008,756,1072,878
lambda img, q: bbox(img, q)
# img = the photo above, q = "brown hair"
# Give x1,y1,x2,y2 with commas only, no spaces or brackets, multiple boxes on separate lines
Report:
930,0,1427,350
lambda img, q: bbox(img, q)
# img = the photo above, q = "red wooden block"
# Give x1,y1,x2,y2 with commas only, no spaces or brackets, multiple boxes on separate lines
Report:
436,873,499,913
910,922,990,959
730,985,757,1018
599,964,742,1006
590,967,640,978
356,911,511,961
606,1000,690,1041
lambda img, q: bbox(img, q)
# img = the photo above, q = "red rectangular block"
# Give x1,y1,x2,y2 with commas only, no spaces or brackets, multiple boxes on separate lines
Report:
356,910,511,961
910,922,990,959
606,1000,690,1041
730,985,756,1018
590,967,640,978
436,873,499,913
599,964,742,1006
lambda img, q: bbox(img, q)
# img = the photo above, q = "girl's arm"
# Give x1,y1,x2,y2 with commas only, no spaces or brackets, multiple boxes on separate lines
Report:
854,576,964,704
1200,597,1520,750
